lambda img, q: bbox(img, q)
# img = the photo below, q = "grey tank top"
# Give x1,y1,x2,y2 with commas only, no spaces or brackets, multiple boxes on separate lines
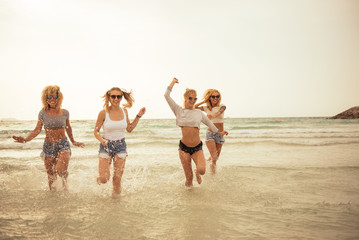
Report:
38,109,69,129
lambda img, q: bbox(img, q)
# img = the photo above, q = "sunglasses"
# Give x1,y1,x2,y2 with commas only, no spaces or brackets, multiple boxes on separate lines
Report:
47,95,59,99
211,95,220,99
110,95,123,99
188,97,197,101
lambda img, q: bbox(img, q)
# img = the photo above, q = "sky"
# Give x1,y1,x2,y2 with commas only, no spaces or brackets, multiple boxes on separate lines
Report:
0,0,358,120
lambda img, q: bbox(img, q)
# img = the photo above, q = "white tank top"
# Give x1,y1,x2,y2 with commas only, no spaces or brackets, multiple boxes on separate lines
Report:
102,108,127,140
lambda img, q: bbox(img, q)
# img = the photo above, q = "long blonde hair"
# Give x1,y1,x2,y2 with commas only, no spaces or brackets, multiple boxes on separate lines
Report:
41,85,63,110
203,89,221,111
102,87,134,112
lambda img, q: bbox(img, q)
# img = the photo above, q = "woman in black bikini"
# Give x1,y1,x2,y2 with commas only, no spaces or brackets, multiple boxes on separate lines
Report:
164,78,228,187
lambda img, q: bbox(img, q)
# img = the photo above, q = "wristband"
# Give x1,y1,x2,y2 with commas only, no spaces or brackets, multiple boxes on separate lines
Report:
136,115,142,119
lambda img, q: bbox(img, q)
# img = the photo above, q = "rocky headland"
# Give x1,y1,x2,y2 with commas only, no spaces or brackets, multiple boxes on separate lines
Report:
330,106,359,119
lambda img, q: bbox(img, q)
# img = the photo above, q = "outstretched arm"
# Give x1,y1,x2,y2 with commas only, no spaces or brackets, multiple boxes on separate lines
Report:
201,112,228,136
126,107,146,133
65,120,85,147
12,120,43,143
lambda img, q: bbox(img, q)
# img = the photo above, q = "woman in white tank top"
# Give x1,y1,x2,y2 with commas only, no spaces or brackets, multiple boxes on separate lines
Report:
94,87,146,197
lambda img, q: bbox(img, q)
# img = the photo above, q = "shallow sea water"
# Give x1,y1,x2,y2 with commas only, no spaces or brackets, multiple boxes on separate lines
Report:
1,118,359,239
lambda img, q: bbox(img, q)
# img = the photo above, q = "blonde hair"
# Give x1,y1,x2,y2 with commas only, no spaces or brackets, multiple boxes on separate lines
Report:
41,85,63,110
203,89,221,111
102,87,134,112
183,88,197,106
184,88,197,98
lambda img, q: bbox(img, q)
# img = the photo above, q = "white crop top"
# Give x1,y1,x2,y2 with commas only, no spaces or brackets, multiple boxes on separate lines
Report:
203,105,225,123
102,108,127,140
164,87,219,133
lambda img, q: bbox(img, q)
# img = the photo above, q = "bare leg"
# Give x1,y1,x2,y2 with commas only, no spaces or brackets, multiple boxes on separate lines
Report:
206,140,218,174
179,150,193,187
216,143,223,158
214,143,223,173
191,150,206,184
112,155,126,196
97,157,112,184
44,156,57,191
56,151,71,191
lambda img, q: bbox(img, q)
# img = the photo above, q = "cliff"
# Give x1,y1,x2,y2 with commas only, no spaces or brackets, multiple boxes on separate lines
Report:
330,106,359,119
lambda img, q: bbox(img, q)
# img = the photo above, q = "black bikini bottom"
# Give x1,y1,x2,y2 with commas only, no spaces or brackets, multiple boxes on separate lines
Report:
178,141,203,155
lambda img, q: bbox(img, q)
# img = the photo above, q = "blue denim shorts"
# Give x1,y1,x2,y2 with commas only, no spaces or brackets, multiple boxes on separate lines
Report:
41,138,71,159
98,138,128,159
206,130,225,144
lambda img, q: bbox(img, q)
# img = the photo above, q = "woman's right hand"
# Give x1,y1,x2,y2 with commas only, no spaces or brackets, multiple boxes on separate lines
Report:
12,136,26,143
219,131,228,136
169,77,179,87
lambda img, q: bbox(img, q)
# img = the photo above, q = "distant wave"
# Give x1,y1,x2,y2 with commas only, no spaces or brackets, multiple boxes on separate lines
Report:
221,165,359,171
224,139,359,147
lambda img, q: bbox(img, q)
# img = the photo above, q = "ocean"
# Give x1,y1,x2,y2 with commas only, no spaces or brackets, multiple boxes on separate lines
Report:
0,117,359,239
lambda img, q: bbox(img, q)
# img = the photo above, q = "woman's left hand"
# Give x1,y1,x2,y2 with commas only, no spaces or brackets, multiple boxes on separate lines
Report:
73,141,85,148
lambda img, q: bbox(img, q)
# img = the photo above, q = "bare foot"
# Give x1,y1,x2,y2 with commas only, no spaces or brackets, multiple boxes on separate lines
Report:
112,184,121,197
185,180,193,187
210,163,216,174
62,179,69,191
195,169,202,184
96,177,101,185
112,190,121,198
49,185,57,192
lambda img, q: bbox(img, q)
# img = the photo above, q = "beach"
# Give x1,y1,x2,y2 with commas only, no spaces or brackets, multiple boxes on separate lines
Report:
1,117,359,239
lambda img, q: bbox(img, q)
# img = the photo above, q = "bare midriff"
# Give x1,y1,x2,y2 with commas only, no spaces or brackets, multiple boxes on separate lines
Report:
181,126,201,147
209,123,223,132
45,128,66,143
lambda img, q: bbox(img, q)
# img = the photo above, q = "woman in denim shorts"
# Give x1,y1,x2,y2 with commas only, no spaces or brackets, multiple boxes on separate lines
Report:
195,89,227,174
94,87,146,197
13,85,84,191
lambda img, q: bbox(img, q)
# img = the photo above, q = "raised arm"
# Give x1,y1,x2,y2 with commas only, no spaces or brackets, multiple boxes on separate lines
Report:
126,107,146,133
164,77,181,116
195,100,205,111
12,120,43,143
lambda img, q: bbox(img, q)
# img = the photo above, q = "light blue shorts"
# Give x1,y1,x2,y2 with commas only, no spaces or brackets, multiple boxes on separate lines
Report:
206,130,225,144
98,138,128,159
41,138,71,159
